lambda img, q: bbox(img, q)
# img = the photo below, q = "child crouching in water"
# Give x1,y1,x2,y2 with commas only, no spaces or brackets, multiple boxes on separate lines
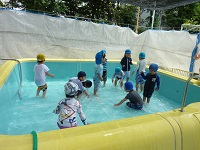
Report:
114,81,143,110
53,82,89,129
112,67,125,88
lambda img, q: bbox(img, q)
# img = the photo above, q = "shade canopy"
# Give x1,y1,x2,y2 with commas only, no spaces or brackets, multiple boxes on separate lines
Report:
117,0,200,10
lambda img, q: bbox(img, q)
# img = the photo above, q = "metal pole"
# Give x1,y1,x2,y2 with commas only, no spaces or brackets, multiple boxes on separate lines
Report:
151,1,156,29
180,75,200,112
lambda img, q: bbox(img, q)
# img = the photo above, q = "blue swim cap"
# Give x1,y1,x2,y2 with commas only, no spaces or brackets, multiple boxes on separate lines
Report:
95,51,102,64
101,50,106,55
115,67,121,73
139,52,145,59
149,63,159,72
124,82,133,90
125,49,131,54
77,71,86,78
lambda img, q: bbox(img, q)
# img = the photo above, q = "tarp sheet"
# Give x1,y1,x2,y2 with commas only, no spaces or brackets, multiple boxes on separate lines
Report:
0,9,137,60
0,9,199,73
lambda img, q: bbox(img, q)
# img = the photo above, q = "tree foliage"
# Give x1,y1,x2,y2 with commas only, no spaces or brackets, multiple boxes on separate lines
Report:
164,2,200,30
1,0,200,32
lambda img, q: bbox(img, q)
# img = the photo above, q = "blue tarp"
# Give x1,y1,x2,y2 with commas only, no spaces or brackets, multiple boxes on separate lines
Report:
189,33,200,72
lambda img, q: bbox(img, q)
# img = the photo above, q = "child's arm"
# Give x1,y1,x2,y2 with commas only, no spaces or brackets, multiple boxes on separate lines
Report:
45,72,54,78
112,73,116,83
194,53,200,60
114,98,127,107
83,90,90,98
120,58,125,67
140,72,147,79
132,61,139,75
130,58,133,65
155,75,160,90
120,72,125,82
97,73,103,81
52,105,60,114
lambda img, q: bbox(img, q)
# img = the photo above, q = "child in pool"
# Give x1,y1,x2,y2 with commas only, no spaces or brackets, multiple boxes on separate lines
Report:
93,50,105,96
112,67,125,88
34,54,54,98
141,63,160,104
69,71,92,100
102,50,107,87
120,49,133,82
53,82,89,129
114,81,143,110
132,52,147,92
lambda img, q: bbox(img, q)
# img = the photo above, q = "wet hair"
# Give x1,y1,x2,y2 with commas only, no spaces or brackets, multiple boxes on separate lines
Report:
65,94,75,98
82,80,92,88
77,71,86,78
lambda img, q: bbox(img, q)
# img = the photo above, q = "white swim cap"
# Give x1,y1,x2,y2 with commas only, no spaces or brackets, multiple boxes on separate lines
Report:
64,82,79,96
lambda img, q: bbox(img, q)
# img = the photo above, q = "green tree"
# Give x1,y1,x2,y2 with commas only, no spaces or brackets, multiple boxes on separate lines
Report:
4,0,136,30
114,4,137,29
163,2,200,30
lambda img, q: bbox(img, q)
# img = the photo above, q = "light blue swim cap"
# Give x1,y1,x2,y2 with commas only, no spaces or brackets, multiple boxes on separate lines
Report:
124,82,133,90
101,50,106,55
125,49,131,54
115,67,121,73
149,63,159,72
139,52,145,59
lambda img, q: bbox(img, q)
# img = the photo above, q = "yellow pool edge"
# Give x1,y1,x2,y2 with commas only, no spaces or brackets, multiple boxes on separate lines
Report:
0,59,200,150
1,58,199,89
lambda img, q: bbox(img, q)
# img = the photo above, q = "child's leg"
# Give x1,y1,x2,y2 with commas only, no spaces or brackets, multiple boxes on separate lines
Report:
39,84,47,98
147,98,151,103
42,89,47,98
143,96,147,103
76,90,83,100
126,77,129,82
114,79,118,86
120,80,123,88
93,80,100,96
94,90,97,96
103,80,106,87
36,88,40,96
140,83,144,92
103,71,107,87
136,84,139,92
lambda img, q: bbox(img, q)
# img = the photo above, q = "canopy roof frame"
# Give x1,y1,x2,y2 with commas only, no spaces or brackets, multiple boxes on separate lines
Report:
116,0,200,10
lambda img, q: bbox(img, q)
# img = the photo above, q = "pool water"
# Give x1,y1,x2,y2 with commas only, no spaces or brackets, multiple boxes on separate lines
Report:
6,78,180,135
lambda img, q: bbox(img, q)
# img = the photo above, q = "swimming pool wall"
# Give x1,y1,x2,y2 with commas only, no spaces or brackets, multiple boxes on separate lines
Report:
0,59,200,150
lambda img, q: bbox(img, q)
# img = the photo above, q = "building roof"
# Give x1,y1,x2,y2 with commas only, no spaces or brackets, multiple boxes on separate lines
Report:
117,0,200,10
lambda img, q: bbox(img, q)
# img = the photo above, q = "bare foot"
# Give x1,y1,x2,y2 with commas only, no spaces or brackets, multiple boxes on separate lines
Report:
94,94,98,97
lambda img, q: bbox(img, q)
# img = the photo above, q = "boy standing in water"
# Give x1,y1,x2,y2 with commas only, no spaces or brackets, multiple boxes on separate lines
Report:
141,63,160,104
120,49,133,82
102,50,107,87
34,54,54,98
132,52,147,92
93,50,105,96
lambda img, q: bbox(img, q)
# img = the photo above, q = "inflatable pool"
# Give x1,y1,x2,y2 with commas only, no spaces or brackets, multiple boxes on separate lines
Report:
0,59,200,150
